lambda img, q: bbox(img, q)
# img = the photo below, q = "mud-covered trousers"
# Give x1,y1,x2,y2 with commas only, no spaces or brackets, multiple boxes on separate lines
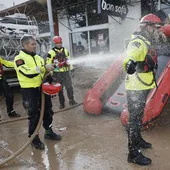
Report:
53,71,74,105
126,90,150,153
0,78,14,113
21,87,53,137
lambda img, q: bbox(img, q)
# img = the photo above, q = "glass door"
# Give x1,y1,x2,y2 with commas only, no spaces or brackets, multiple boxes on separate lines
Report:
71,31,89,57
90,29,109,54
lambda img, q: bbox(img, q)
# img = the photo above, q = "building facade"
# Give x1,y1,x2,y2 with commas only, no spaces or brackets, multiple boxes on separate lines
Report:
58,0,141,57
1,0,168,57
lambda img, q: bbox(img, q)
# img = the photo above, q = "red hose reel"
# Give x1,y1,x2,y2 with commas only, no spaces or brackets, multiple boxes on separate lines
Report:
42,82,61,95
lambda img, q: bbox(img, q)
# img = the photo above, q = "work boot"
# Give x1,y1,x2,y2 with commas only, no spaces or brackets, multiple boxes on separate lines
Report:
59,103,65,109
69,99,78,106
44,128,61,141
128,151,152,166
8,110,21,118
137,137,152,149
31,135,45,150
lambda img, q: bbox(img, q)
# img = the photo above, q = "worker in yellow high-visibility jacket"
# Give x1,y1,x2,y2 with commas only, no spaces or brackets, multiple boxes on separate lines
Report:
14,35,61,150
123,14,164,166
0,57,20,117
46,36,77,109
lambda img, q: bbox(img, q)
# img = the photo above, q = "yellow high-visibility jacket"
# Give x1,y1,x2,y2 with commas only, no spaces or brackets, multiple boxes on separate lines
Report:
14,50,46,88
123,33,156,90
0,57,14,80
46,47,73,72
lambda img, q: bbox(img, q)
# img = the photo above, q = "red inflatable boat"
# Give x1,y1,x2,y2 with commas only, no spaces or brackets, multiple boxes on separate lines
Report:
83,24,170,127
121,60,170,126
83,55,125,115
121,24,170,126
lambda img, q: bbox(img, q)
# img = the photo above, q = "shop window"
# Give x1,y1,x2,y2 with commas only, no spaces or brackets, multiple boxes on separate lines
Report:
71,32,88,57
90,29,109,54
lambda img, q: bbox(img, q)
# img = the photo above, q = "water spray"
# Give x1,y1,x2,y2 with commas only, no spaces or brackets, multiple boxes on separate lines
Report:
68,53,118,66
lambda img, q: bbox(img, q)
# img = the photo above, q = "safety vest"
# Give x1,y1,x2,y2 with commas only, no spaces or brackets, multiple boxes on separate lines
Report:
46,47,73,72
123,33,157,90
0,57,14,80
14,50,46,88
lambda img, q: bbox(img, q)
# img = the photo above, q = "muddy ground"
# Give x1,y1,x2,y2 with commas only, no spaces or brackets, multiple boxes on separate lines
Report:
1,61,170,170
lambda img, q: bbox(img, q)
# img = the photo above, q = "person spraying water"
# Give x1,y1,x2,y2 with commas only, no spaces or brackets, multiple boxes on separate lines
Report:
46,36,78,109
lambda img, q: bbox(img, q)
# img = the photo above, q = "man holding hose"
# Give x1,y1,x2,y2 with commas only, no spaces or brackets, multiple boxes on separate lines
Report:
14,35,61,150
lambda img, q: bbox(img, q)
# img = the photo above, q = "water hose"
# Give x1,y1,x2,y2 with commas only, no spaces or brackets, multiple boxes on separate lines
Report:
0,103,83,125
0,92,45,167
0,101,83,167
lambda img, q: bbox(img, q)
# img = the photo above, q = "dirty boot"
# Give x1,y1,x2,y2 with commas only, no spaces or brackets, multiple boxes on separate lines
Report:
31,135,45,150
44,128,61,141
137,137,152,149
69,99,78,106
59,103,65,109
128,150,152,166
8,110,21,118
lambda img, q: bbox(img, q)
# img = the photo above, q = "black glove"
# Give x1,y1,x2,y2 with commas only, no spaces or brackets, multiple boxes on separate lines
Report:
126,60,136,74
43,75,53,84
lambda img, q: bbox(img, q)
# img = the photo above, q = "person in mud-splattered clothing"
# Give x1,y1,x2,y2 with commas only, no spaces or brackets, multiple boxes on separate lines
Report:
123,14,165,166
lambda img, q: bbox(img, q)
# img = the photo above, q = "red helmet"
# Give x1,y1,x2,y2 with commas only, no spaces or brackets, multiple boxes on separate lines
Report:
53,36,62,44
140,14,161,26
42,82,61,95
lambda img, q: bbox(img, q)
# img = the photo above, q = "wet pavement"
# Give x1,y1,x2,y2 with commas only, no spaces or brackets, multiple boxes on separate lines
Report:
1,65,170,170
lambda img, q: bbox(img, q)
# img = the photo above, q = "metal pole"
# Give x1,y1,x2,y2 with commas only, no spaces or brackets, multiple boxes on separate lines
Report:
97,0,101,14
85,6,91,54
47,0,55,41
88,31,91,54
158,0,161,10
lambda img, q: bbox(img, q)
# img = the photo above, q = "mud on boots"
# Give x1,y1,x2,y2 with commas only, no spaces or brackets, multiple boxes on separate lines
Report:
44,127,61,141
31,135,45,150
127,128,152,166
8,110,21,118
137,133,152,149
128,149,152,166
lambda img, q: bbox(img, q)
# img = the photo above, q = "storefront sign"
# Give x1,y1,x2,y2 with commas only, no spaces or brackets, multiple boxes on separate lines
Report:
98,0,128,20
